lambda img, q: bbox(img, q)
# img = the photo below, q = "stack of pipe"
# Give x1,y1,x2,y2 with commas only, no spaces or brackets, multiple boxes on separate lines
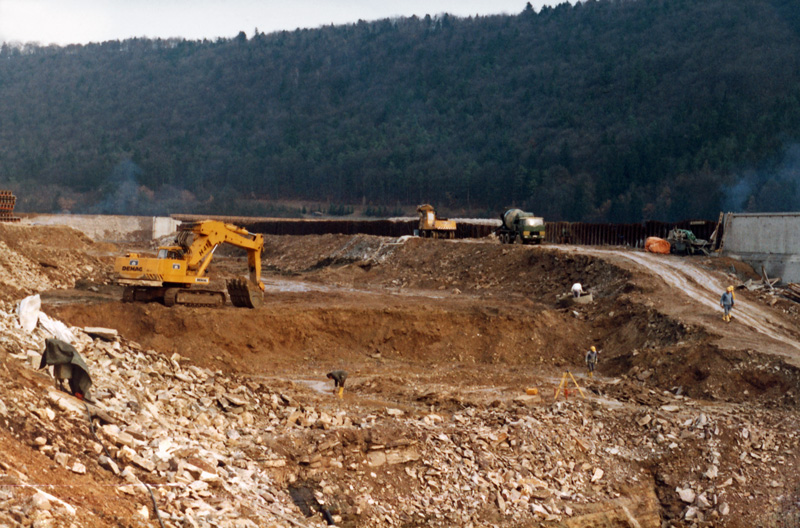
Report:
0,191,19,222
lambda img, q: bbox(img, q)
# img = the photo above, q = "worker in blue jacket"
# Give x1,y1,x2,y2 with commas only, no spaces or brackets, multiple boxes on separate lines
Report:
720,285,735,322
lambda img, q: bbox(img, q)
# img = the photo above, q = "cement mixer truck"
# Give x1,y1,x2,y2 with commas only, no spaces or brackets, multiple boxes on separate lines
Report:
496,209,545,244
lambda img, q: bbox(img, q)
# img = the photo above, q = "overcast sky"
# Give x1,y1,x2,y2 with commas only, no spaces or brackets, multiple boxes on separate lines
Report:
0,0,558,46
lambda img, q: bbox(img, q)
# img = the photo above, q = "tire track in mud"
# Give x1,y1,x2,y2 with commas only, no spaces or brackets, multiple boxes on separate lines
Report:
586,248,800,365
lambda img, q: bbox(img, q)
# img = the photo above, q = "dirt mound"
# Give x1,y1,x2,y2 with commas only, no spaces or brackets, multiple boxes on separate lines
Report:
50,293,588,376
261,235,633,301
0,223,107,304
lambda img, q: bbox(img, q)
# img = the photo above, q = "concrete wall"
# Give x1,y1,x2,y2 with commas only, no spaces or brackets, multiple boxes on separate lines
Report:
722,212,800,283
20,214,179,243
153,217,182,239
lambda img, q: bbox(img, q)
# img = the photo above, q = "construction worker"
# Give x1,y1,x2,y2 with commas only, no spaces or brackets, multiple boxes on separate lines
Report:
327,370,348,399
571,283,585,298
585,346,598,378
720,285,735,322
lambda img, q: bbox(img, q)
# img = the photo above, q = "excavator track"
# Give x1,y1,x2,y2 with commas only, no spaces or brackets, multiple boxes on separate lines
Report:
164,288,226,308
226,278,264,309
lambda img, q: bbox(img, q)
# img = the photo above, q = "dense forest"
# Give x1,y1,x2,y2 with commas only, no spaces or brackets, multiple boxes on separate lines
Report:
1,0,799,221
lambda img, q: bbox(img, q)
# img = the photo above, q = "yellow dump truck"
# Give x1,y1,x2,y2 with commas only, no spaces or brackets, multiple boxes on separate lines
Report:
417,204,457,239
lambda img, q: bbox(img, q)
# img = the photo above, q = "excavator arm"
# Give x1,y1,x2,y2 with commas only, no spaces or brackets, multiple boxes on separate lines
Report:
178,221,265,307
179,221,265,292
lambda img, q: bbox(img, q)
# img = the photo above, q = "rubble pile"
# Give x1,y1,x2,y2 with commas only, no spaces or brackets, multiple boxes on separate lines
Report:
1,297,798,527
0,223,103,302
0,303,306,527
322,235,403,267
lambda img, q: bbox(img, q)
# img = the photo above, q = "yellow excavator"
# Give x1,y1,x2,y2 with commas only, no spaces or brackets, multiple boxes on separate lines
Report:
114,220,265,308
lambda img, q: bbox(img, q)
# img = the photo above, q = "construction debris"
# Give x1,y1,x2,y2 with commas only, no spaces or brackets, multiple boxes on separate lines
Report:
784,283,800,303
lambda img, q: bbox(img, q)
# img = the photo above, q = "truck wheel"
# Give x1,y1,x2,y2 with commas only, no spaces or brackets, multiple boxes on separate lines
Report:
514,234,522,244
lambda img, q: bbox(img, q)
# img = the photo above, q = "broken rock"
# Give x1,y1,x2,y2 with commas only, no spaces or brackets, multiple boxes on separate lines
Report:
677,487,696,503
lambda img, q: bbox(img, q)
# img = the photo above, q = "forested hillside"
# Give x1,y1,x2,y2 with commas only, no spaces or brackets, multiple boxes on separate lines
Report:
1,0,799,221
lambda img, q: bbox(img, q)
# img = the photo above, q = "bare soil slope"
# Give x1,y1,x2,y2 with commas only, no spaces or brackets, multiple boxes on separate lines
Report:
1,226,798,527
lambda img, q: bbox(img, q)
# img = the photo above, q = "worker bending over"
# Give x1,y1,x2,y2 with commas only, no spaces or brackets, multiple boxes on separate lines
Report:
571,283,585,298
585,346,598,378
327,370,348,399
720,285,735,322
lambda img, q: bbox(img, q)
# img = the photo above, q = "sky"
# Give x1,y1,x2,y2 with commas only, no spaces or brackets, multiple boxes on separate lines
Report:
0,0,556,46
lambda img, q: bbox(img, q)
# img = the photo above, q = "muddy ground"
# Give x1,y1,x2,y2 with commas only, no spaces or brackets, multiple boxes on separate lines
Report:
1,224,799,527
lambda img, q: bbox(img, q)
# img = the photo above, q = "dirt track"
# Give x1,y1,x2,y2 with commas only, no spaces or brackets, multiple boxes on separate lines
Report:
583,247,800,364
1,226,800,527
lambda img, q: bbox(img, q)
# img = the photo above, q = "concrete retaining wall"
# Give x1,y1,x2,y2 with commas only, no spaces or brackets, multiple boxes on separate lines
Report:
20,214,180,243
722,212,800,283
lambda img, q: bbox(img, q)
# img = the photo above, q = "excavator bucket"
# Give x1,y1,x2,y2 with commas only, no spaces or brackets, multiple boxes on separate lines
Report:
226,278,264,308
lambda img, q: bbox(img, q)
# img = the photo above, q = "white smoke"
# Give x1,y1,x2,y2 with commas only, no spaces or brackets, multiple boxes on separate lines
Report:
723,144,800,213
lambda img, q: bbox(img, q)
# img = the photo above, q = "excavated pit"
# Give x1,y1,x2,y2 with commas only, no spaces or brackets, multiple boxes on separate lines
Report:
2,226,800,527
48,235,800,408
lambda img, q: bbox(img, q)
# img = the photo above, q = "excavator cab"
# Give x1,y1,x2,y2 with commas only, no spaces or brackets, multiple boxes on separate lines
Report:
157,247,185,260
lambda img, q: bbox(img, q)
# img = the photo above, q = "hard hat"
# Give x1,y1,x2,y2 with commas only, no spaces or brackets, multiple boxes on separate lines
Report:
590,346,596,352
727,285,734,292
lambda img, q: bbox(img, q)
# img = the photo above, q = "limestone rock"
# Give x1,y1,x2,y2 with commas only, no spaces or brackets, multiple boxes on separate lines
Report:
98,455,120,475
677,487,696,503
83,327,118,341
